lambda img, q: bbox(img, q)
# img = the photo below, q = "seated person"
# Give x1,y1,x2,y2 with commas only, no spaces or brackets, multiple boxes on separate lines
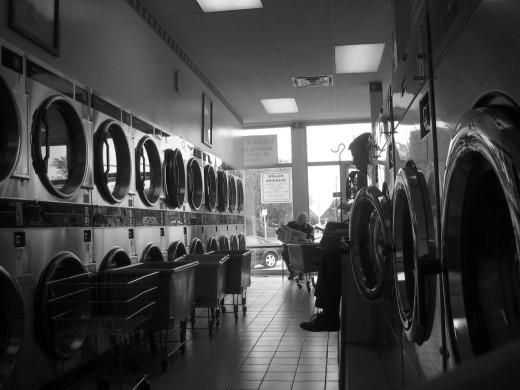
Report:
300,220,350,332
277,212,315,280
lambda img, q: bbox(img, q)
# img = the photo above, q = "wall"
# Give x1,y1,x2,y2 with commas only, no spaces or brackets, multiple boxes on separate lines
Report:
0,0,244,167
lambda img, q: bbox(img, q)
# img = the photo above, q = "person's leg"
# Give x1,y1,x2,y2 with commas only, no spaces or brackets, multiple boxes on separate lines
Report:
300,249,343,332
281,246,295,279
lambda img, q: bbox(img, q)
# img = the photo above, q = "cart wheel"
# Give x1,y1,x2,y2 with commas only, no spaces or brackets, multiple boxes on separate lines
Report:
307,285,311,292
242,306,247,314
297,283,302,290
137,379,151,390
96,377,110,390
306,281,311,292
128,358,140,372
221,305,227,313
161,358,169,372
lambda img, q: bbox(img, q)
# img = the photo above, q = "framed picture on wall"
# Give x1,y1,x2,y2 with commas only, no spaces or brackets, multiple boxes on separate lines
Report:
9,0,60,56
202,93,213,147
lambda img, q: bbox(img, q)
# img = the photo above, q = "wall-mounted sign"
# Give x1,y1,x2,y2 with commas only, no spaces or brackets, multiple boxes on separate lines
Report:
243,135,278,167
261,172,291,203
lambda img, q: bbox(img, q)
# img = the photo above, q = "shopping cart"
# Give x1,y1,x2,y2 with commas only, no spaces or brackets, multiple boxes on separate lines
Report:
133,261,198,372
211,250,252,321
175,254,229,337
287,243,321,292
47,267,158,390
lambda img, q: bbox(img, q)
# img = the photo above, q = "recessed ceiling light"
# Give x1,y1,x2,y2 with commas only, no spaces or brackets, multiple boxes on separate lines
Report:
335,43,385,73
197,0,263,12
261,98,299,114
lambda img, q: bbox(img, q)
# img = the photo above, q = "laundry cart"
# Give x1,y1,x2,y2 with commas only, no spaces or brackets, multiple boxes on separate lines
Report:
47,266,159,390
133,261,198,372
174,254,229,337
211,250,252,320
287,243,321,291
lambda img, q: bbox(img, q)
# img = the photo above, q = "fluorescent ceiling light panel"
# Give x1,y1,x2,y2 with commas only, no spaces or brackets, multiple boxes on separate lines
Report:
335,43,385,73
261,98,299,114
197,0,263,12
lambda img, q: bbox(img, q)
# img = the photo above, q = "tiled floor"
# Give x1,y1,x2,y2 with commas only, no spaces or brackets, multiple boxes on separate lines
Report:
142,274,340,390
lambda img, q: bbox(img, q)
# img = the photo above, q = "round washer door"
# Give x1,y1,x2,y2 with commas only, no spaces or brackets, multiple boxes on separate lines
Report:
0,76,22,183
204,165,217,212
238,233,246,250
135,135,162,206
442,106,520,363
34,252,90,360
207,237,219,252
141,243,164,262
0,266,24,388
217,171,229,212
349,186,393,303
99,246,132,271
230,234,239,250
393,162,439,344
219,236,230,251
190,238,204,254
236,178,244,213
228,175,237,213
187,158,203,211
32,96,88,199
164,148,186,209
167,240,187,261
94,120,131,204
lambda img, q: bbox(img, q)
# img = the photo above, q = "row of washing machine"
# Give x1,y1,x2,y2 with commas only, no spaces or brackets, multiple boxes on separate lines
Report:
348,0,520,387
0,38,246,389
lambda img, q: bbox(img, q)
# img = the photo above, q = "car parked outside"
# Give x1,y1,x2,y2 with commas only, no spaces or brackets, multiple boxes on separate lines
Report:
245,236,284,268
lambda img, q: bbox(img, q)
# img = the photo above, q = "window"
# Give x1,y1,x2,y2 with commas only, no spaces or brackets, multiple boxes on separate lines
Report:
241,127,292,165
308,165,341,229
306,123,372,163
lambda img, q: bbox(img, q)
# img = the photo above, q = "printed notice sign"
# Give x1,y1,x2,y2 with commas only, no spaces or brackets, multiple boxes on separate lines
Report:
261,173,292,203
244,135,278,167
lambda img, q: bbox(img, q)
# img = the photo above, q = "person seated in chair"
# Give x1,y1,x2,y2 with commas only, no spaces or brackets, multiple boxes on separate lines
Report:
277,212,315,280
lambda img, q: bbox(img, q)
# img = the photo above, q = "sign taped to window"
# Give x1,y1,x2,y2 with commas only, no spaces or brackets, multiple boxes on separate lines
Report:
261,172,291,203
244,135,278,167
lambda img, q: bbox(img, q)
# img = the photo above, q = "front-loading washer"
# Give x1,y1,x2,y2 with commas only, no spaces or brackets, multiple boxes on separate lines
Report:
9,203,94,389
0,39,29,202
0,201,28,390
25,54,93,206
132,114,167,263
91,92,137,271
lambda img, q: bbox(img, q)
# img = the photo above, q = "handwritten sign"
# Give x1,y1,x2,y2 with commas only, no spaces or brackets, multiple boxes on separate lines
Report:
243,135,278,167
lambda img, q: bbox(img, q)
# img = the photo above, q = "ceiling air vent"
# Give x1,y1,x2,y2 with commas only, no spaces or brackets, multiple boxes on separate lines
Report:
292,75,333,88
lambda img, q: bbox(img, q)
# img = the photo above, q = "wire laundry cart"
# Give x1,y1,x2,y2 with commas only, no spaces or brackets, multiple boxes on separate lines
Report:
287,243,321,292
133,261,198,372
175,254,229,337
47,267,159,390
211,250,252,321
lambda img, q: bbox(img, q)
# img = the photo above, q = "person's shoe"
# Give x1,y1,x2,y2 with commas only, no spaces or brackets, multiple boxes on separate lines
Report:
287,271,296,280
300,312,340,332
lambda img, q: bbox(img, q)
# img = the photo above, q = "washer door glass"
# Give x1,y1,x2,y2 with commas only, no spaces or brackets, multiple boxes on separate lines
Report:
99,247,132,271
238,233,246,250
207,237,219,252
141,243,164,262
219,236,230,251
34,253,89,360
0,76,21,182
190,238,204,254
217,171,228,212
236,178,244,213
94,120,131,204
204,165,217,212
187,158,203,211
167,240,187,261
230,234,239,250
442,107,520,363
164,148,185,209
0,267,24,388
135,135,162,206
228,175,237,213
393,162,439,344
349,186,393,303
32,97,87,199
